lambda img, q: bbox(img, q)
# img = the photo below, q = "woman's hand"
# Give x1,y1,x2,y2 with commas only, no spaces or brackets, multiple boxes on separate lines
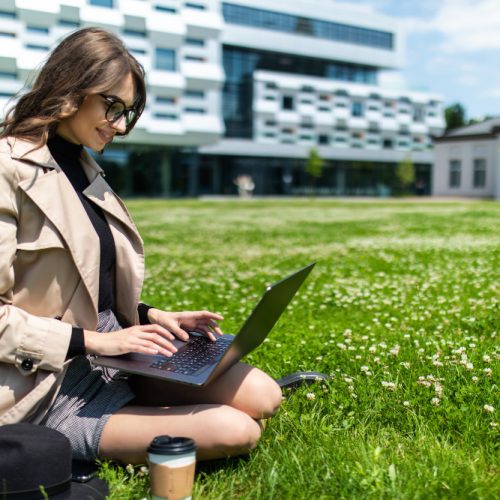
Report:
147,309,224,342
84,324,179,357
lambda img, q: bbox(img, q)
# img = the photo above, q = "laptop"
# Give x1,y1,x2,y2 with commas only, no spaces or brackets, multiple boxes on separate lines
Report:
93,263,315,386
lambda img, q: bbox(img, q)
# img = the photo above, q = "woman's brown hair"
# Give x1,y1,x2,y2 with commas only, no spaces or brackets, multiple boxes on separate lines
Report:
0,27,146,147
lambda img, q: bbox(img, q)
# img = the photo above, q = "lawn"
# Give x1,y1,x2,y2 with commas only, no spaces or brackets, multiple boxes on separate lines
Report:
101,199,499,499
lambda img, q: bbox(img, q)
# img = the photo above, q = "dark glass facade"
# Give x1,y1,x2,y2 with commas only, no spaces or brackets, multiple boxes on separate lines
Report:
223,45,377,138
222,3,393,50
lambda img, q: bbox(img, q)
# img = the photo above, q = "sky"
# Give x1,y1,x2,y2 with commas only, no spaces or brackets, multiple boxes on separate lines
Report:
337,0,500,120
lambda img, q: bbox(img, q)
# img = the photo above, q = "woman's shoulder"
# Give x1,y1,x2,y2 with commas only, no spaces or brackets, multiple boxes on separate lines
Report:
0,136,47,178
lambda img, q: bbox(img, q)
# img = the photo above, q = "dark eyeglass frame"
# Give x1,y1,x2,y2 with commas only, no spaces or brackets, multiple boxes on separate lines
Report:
99,93,140,133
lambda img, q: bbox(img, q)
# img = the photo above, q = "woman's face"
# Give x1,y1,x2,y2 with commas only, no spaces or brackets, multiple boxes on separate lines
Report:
57,72,136,151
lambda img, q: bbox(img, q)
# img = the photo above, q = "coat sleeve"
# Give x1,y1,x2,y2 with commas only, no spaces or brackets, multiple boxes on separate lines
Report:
0,155,72,376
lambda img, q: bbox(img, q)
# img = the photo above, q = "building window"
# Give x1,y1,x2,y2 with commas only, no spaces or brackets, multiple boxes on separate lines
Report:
0,71,17,80
318,134,330,145
58,20,80,27
123,29,146,37
185,2,206,9
154,112,178,120
0,32,15,38
383,138,393,149
184,55,205,62
282,95,294,110
155,48,176,71
473,158,486,188
184,107,206,113
413,106,425,123
222,3,393,50
352,101,363,117
89,0,114,7
0,10,16,18
185,90,205,98
449,160,461,188
26,26,49,35
156,96,176,104
185,37,205,46
25,44,49,51
155,5,177,13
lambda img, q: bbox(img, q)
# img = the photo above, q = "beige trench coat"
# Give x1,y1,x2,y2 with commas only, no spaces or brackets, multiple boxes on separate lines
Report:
0,136,145,425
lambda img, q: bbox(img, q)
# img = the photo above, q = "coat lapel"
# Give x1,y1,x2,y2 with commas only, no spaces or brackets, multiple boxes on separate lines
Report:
18,168,101,319
11,138,145,326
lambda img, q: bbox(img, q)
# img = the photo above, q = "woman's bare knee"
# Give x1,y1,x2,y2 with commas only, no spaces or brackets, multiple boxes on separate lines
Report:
207,406,262,457
239,371,283,419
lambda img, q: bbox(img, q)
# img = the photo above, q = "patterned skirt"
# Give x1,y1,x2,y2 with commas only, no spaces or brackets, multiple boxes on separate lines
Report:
40,310,135,461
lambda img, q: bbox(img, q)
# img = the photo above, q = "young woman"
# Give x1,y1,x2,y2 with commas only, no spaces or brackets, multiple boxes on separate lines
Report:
0,27,282,464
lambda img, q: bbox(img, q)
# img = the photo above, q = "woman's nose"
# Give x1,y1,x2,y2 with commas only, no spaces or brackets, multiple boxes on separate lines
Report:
111,114,127,133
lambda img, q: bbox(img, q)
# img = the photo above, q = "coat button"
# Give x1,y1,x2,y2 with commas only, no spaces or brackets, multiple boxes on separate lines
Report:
21,358,34,371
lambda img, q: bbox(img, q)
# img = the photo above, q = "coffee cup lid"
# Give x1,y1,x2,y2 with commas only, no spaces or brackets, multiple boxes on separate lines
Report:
147,436,196,455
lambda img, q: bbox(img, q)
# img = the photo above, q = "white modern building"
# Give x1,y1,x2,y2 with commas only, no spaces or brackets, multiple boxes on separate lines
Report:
433,118,500,199
0,0,445,196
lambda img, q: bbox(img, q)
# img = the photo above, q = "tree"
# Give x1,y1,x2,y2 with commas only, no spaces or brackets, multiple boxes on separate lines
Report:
444,103,466,131
305,147,324,182
396,155,415,194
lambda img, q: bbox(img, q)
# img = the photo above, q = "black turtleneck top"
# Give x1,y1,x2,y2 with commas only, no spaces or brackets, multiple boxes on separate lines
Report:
48,135,117,312
46,135,153,358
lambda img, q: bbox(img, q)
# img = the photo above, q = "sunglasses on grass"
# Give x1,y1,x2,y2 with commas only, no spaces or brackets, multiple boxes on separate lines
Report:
99,94,141,132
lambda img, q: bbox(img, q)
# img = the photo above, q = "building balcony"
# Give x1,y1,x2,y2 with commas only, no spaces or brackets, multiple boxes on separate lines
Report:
254,98,279,114
80,5,124,31
121,0,149,30
0,38,21,71
147,12,185,46
332,106,349,120
380,117,398,131
350,117,368,130
148,69,185,94
297,103,316,116
181,61,224,90
182,8,223,39
16,0,58,26
397,113,412,125
183,114,224,139
277,110,300,125
16,47,46,79
315,112,334,126
410,122,428,134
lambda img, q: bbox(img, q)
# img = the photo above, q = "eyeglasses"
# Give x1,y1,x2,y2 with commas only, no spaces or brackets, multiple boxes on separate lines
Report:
99,94,140,132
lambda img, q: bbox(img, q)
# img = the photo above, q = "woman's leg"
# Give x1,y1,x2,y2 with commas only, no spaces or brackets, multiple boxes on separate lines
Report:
128,363,283,419
99,403,262,464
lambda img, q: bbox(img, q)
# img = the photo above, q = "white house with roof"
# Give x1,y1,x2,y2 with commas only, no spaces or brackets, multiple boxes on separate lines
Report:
433,118,500,200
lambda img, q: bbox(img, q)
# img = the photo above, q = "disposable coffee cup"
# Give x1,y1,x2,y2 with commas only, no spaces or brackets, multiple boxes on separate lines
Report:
147,436,197,500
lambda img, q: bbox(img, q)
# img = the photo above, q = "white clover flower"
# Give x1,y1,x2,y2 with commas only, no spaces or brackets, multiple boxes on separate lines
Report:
306,392,315,401
382,381,396,391
490,422,498,428
484,368,493,377
369,345,377,353
403,401,410,407
434,383,443,397
126,464,134,474
337,343,347,350
389,345,400,356
433,360,444,367
483,355,491,363
400,362,411,369
466,363,474,371
344,377,353,385
351,393,358,399
360,365,370,373
483,404,495,413
431,397,440,406
472,376,479,383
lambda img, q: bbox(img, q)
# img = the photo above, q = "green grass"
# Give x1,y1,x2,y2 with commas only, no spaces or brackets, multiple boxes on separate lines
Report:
101,199,499,499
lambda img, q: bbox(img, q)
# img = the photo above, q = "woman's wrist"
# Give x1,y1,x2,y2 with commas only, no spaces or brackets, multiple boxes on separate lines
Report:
83,330,98,355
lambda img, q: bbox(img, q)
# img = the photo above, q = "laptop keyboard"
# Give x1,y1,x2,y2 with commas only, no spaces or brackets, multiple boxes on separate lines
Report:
149,336,232,375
